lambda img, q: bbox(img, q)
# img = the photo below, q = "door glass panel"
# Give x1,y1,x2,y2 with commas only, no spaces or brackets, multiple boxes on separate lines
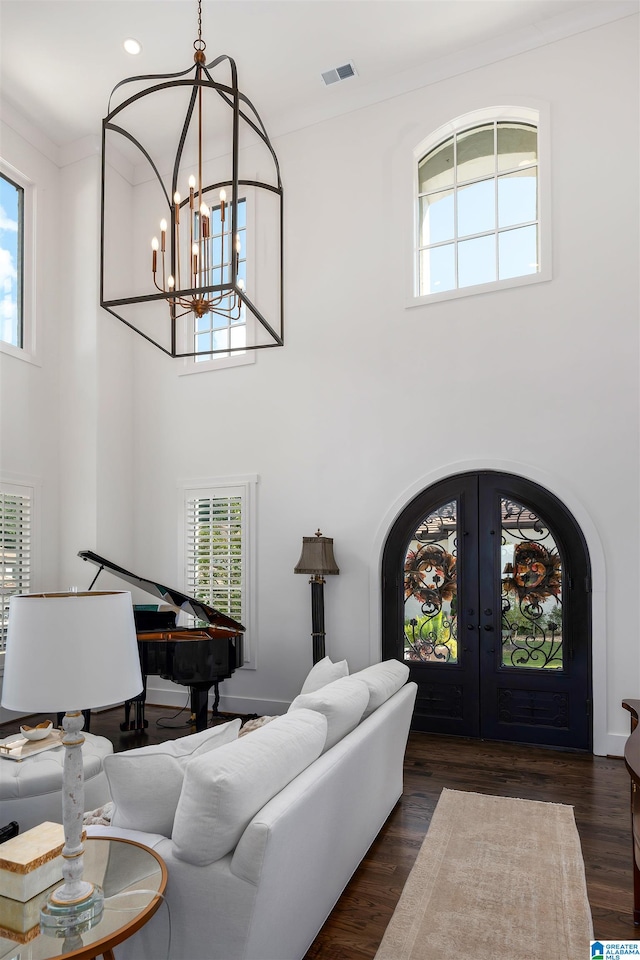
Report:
500,498,563,671
403,500,458,664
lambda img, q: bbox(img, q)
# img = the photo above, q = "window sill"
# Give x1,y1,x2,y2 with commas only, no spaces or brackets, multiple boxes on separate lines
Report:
0,340,40,366
406,267,551,309
179,351,255,376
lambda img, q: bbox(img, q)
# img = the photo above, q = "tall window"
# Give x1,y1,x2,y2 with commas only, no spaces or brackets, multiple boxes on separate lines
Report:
0,172,23,349
0,484,32,653
186,494,243,621
415,108,546,300
181,476,257,665
195,198,247,361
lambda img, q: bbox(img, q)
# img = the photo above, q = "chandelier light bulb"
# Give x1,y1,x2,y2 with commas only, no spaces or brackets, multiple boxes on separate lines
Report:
151,237,159,251
188,175,196,189
168,275,175,289
174,192,181,204
160,218,167,232
219,189,226,202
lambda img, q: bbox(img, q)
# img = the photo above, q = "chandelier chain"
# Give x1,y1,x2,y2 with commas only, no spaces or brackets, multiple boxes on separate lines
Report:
194,0,206,52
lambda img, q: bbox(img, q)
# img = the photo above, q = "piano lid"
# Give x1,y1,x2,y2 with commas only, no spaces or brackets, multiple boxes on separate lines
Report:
78,550,245,634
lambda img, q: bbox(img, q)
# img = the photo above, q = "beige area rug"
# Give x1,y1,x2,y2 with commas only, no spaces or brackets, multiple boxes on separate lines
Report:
375,788,593,960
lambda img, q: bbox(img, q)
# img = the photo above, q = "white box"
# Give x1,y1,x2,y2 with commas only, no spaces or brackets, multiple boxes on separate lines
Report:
0,822,64,902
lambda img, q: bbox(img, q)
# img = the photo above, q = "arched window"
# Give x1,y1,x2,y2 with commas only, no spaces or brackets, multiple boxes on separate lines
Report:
414,106,549,302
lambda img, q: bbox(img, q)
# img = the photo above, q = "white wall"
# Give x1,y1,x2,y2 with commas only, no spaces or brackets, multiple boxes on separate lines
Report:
1,15,638,753
128,16,639,754
0,121,61,722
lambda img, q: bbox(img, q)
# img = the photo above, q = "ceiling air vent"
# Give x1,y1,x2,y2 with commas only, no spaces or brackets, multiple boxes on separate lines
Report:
321,61,358,86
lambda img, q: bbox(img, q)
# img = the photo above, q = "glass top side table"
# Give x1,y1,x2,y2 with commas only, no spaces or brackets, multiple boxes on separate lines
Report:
0,837,168,960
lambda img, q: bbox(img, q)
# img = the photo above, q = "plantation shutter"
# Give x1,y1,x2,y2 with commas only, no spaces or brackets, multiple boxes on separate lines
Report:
1,486,32,652
185,494,243,623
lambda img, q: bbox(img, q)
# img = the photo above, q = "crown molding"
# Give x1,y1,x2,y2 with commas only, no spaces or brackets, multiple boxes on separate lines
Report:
267,0,639,140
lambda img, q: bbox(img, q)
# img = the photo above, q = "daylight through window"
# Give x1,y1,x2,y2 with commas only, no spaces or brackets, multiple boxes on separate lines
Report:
0,173,24,348
195,197,247,361
186,493,244,623
417,121,539,296
1,486,32,653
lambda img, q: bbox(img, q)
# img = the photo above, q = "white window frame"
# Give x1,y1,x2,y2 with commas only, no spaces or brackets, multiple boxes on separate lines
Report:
408,104,552,309
179,192,256,376
0,158,37,363
178,474,258,668
0,478,36,672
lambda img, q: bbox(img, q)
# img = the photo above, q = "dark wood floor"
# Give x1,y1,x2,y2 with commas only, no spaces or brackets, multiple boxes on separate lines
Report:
4,706,636,956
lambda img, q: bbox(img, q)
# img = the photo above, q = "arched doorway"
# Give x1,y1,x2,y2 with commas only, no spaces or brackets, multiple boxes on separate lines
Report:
382,471,592,749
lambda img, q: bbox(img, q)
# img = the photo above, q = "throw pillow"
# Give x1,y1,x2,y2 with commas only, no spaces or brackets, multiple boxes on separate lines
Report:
288,675,369,751
104,717,241,836
350,659,410,718
172,709,327,865
238,716,278,737
300,655,349,694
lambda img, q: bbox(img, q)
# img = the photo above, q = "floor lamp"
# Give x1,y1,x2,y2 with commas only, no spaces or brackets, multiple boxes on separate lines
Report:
1,590,142,934
294,530,339,664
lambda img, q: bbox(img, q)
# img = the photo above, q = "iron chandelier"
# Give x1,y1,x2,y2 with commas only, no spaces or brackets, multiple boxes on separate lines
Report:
100,0,284,359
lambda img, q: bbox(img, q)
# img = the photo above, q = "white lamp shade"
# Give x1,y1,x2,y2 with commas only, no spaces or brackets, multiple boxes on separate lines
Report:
1,591,143,713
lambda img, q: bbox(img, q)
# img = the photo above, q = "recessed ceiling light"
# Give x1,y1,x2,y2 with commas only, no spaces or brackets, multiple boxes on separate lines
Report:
124,38,142,56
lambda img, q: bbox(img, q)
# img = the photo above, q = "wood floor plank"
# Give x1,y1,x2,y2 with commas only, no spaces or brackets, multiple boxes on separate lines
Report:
3,707,636,955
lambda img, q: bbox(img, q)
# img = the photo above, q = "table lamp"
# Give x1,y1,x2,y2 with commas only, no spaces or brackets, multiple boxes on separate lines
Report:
1,590,142,934
294,530,339,664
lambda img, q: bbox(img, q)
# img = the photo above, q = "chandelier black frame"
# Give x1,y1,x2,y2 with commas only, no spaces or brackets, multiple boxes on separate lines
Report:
100,14,284,359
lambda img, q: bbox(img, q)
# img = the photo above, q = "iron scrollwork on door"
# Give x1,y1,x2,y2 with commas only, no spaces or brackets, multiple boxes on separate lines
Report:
403,501,458,664
500,499,564,671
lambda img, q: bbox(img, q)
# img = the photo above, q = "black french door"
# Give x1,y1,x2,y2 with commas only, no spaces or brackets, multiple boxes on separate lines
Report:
382,472,592,749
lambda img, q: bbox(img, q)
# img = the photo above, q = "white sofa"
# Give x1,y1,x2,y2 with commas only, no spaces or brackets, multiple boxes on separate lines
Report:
88,659,417,960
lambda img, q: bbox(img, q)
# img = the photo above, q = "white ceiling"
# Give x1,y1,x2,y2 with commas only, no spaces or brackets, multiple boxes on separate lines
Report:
1,0,638,155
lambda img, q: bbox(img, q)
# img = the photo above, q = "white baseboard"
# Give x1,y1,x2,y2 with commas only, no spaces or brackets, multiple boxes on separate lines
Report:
143,681,288,718
594,730,626,759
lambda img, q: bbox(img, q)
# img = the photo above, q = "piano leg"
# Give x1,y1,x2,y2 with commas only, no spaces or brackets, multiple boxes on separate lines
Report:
121,675,149,731
190,683,215,731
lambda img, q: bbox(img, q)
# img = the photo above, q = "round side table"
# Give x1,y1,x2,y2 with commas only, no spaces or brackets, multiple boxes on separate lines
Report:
0,837,167,960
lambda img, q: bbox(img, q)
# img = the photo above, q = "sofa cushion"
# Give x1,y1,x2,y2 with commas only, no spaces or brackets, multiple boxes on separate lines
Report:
172,709,327,865
350,659,410,718
104,718,241,836
288,676,369,751
300,655,349,694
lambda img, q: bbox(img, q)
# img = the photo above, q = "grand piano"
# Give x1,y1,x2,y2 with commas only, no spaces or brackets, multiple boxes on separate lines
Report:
78,550,245,732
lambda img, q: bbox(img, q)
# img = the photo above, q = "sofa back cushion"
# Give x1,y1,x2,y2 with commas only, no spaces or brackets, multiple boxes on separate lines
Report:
350,660,410,718
172,709,327,865
300,655,349,694
104,718,241,836
288,676,369,751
